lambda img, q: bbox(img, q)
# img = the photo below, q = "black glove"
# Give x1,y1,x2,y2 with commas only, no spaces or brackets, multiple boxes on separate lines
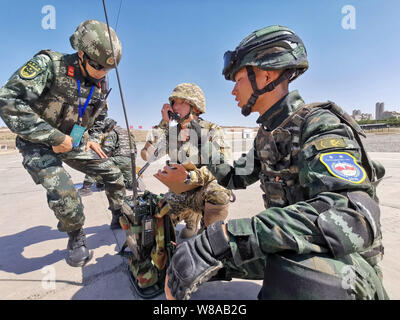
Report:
166,220,231,300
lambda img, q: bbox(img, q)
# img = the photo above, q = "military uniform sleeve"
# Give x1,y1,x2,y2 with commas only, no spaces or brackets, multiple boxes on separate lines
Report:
147,120,168,146
0,54,66,146
101,130,117,156
207,140,261,190
224,108,379,266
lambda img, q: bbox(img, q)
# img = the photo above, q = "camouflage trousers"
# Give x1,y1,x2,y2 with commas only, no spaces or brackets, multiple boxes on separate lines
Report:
16,137,126,232
83,155,132,188
163,179,231,224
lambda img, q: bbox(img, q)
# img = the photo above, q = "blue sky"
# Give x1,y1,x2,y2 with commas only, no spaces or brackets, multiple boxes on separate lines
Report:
1,0,400,129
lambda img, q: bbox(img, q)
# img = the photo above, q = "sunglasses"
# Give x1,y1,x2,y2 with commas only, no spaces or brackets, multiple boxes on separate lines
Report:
83,53,107,71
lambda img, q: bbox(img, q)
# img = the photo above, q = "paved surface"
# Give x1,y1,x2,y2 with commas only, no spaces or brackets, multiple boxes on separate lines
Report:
0,146,399,300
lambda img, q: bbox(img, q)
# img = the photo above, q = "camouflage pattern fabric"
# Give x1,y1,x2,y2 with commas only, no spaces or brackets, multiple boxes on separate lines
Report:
129,258,158,289
168,83,206,114
147,117,231,223
83,126,136,187
148,118,230,172
0,50,126,233
207,90,388,299
0,50,109,146
70,19,122,68
16,137,125,232
163,180,231,224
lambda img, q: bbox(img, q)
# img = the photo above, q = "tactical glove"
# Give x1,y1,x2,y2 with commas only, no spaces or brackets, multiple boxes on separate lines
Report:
166,220,231,300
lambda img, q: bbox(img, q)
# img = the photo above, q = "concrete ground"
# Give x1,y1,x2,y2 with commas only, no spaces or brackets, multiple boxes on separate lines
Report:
0,146,399,300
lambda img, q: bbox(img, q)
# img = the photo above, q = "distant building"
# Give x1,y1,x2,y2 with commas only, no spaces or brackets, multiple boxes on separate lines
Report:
381,111,400,120
376,102,384,120
375,102,400,120
351,109,372,121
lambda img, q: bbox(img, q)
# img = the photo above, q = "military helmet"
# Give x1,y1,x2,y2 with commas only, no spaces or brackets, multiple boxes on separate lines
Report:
222,25,308,82
104,118,117,132
70,20,122,69
168,83,206,114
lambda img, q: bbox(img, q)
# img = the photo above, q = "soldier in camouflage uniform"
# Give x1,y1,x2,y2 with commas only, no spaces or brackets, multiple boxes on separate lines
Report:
165,26,388,300
0,20,130,267
141,83,231,238
80,118,137,196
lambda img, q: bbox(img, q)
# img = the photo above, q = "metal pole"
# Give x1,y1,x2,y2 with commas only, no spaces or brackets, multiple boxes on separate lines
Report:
102,0,138,203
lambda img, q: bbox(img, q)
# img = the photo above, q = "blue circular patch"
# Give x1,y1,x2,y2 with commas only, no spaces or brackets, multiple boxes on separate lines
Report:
320,152,366,184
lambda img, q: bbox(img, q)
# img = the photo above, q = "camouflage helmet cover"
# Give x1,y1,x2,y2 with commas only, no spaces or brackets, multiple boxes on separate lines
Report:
168,83,206,114
70,19,122,69
223,25,308,82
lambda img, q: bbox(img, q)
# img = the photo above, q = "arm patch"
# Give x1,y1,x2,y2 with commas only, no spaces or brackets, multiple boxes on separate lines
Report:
19,60,42,80
320,152,366,184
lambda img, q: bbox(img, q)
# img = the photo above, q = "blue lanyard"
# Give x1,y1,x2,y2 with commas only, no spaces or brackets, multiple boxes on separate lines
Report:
77,79,95,124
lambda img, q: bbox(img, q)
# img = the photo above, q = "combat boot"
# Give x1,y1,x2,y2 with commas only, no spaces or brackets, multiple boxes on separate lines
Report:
180,213,202,239
66,228,93,267
110,210,123,230
78,181,93,197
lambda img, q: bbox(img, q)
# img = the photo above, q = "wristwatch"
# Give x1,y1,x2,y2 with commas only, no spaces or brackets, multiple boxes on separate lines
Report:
183,171,192,185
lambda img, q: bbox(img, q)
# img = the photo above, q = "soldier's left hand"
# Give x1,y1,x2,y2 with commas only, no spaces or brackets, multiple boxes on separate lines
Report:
156,163,187,183
86,141,108,159
164,221,230,300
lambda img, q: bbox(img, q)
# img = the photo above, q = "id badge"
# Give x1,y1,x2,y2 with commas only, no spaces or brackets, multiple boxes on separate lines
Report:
70,124,86,148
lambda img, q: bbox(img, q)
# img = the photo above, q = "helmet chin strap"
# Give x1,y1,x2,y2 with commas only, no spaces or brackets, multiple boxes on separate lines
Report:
241,66,293,117
178,106,200,127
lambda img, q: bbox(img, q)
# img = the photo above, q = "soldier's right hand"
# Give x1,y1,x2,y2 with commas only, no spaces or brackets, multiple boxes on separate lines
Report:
52,135,73,154
161,103,174,123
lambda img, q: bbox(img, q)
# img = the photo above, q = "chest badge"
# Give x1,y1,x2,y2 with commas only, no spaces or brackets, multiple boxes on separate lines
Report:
320,152,366,184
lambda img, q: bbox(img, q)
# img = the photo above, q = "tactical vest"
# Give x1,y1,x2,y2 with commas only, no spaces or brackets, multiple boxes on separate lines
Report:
256,101,380,209
256,101,384,266
31,50,108,136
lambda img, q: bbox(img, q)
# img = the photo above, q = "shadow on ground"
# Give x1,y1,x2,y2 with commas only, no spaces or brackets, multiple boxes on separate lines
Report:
0,225,116,275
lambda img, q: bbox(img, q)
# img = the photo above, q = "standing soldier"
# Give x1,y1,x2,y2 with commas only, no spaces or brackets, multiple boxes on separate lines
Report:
0,20,130,267
79,118,138,199
141,83,231,238
165,26,388,300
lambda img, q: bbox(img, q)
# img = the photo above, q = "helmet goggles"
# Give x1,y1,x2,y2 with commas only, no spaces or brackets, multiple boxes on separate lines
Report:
222,32,304,81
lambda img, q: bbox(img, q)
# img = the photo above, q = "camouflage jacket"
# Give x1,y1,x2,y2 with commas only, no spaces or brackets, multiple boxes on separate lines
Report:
100,126,136,157
147,118,230,186
208,91,384,267
0,50,109,147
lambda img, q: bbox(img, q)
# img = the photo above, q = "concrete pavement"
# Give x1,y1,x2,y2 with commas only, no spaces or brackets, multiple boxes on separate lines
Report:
0,149,399,300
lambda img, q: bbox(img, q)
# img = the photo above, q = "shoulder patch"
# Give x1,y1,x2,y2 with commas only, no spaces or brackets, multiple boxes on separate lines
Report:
19,60,42,80
314,137,347,151
320,152,366,184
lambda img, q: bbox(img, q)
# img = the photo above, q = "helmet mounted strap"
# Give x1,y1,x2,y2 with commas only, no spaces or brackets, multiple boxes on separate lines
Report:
241,66,293,117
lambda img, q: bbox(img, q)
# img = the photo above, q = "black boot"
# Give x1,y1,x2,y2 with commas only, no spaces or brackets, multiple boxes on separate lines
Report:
79,182,93,197
66,229,93,267
110,210,122,230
